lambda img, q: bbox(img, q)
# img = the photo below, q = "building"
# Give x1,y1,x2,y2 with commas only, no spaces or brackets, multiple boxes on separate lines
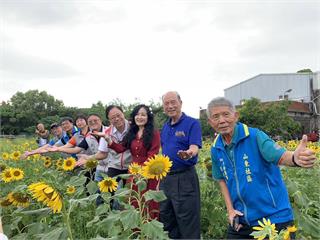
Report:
224,72,320,133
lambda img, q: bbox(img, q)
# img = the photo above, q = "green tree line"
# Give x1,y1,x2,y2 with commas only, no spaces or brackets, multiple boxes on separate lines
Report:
0,90,301,139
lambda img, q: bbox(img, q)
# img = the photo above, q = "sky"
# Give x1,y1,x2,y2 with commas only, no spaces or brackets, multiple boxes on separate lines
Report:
0,0,319,118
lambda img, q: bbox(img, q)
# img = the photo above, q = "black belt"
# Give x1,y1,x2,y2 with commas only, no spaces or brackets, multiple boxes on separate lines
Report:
168,165,194,175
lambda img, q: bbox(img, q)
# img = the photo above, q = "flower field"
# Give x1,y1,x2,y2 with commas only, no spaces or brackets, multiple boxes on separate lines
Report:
0,138,319,239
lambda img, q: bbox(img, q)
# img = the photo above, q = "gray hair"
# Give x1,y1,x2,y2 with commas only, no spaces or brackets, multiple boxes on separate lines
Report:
206,97,235,118
162,91,182,101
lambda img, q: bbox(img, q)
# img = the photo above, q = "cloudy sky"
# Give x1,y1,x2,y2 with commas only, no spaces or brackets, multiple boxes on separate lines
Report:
0,0,319,117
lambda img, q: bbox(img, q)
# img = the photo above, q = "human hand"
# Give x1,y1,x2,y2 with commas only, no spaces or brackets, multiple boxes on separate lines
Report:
47,146,59,152
91,131,112,144
21,151,31,160
228,209,243,232
91,131,106,138
294,135,317,168
75,157,88,167
177,150,193,160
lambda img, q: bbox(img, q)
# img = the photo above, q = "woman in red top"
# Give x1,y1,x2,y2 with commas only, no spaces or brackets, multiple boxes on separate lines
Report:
105,104,160,220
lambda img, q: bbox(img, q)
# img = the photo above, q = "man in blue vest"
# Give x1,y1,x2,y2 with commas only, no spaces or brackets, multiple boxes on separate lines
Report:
207,97,317,239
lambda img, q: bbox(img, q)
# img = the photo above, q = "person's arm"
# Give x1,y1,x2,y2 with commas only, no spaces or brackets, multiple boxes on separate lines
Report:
218,180,243,229
22,144,51,158
50,145,83,154
108,141,127,153
147,130,161,159
279,135,316,168
75,151,108,167
257,131,316,168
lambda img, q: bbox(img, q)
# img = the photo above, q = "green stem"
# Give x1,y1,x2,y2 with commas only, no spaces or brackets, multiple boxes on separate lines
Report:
62,203,74,240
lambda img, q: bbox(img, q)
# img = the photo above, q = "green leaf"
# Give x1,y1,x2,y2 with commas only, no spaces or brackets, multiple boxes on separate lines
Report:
10,233,28,240
144,190,167,202
136,179,147,192
67,175,87,186
35,227,66,240
15,207,51,216
117,173,132,180
96,204,110,216
119,209,140,230
86,215,100,228
87,180,98,195
97,212,121,233
140,220,168,239
25,222,47,235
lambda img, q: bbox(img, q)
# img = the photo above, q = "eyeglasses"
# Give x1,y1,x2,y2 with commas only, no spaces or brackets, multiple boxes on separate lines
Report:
109,113,122,122
88,119,100,124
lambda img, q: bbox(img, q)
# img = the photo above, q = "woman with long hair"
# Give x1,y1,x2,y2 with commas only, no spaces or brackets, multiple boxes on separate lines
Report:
98,104,160,219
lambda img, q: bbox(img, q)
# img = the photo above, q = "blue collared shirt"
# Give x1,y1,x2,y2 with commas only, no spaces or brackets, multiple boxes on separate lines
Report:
161,113,202,170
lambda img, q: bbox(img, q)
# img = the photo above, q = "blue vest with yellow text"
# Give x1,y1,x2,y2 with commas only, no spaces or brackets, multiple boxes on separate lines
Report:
211,123,293,226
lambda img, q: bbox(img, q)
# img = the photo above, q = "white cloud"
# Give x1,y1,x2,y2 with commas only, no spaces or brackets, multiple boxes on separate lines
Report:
0,0,319,118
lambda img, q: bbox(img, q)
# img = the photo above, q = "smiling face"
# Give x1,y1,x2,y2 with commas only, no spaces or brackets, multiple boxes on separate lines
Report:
208,106,239,137
87,115,102,131
108,107,126,131
36,123,45,132
60,120,73,133
162,92,182,122
134,107,148,128
51,126,63,138
76,118,87,129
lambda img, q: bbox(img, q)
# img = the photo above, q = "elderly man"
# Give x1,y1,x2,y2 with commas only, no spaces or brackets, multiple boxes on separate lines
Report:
207,97,317,239
160,91,202,239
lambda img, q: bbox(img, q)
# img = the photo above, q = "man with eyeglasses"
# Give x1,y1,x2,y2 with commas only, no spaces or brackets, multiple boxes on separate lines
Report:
49,114,109,180
76,106,132,180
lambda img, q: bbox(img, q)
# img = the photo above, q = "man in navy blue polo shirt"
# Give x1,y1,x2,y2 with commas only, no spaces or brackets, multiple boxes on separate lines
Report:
160,91,202,239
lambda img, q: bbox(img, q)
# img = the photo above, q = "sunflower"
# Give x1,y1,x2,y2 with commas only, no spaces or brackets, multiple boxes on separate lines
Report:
0,163,7,171
7,192,30,207
63,157,76,171
85,159,98,169
11,151,21,160
66,186,76,195
1,168,14,183
252,218,278,240
28,182,62,213
41,156,51,161
0,197,12,207
56,159,63,169
11,168,24,181
141,154,172,180
128,162,142,175
44,159,52,168
283,225,297,240
2,152,9,160
98,177,118,193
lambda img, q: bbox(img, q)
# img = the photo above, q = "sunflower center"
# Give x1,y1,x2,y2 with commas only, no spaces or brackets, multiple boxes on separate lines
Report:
13,171,21,176
149,161,165,175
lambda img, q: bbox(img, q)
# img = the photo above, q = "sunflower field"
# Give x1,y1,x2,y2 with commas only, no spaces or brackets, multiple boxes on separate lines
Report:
0,138,319,239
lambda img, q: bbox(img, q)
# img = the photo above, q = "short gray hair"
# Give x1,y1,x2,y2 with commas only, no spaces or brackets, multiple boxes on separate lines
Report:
206,97,235,118
162,91,182,102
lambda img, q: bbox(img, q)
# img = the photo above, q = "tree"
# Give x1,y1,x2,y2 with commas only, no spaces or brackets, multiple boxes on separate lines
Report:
297,69,312,73
238,98,301,140
1,90,65,134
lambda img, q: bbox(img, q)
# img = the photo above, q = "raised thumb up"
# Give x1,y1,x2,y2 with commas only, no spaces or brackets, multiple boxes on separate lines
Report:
296,135,308,152
293,135,316,168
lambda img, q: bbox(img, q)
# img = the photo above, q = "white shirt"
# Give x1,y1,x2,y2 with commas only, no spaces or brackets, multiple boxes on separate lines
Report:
98,120,129,152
